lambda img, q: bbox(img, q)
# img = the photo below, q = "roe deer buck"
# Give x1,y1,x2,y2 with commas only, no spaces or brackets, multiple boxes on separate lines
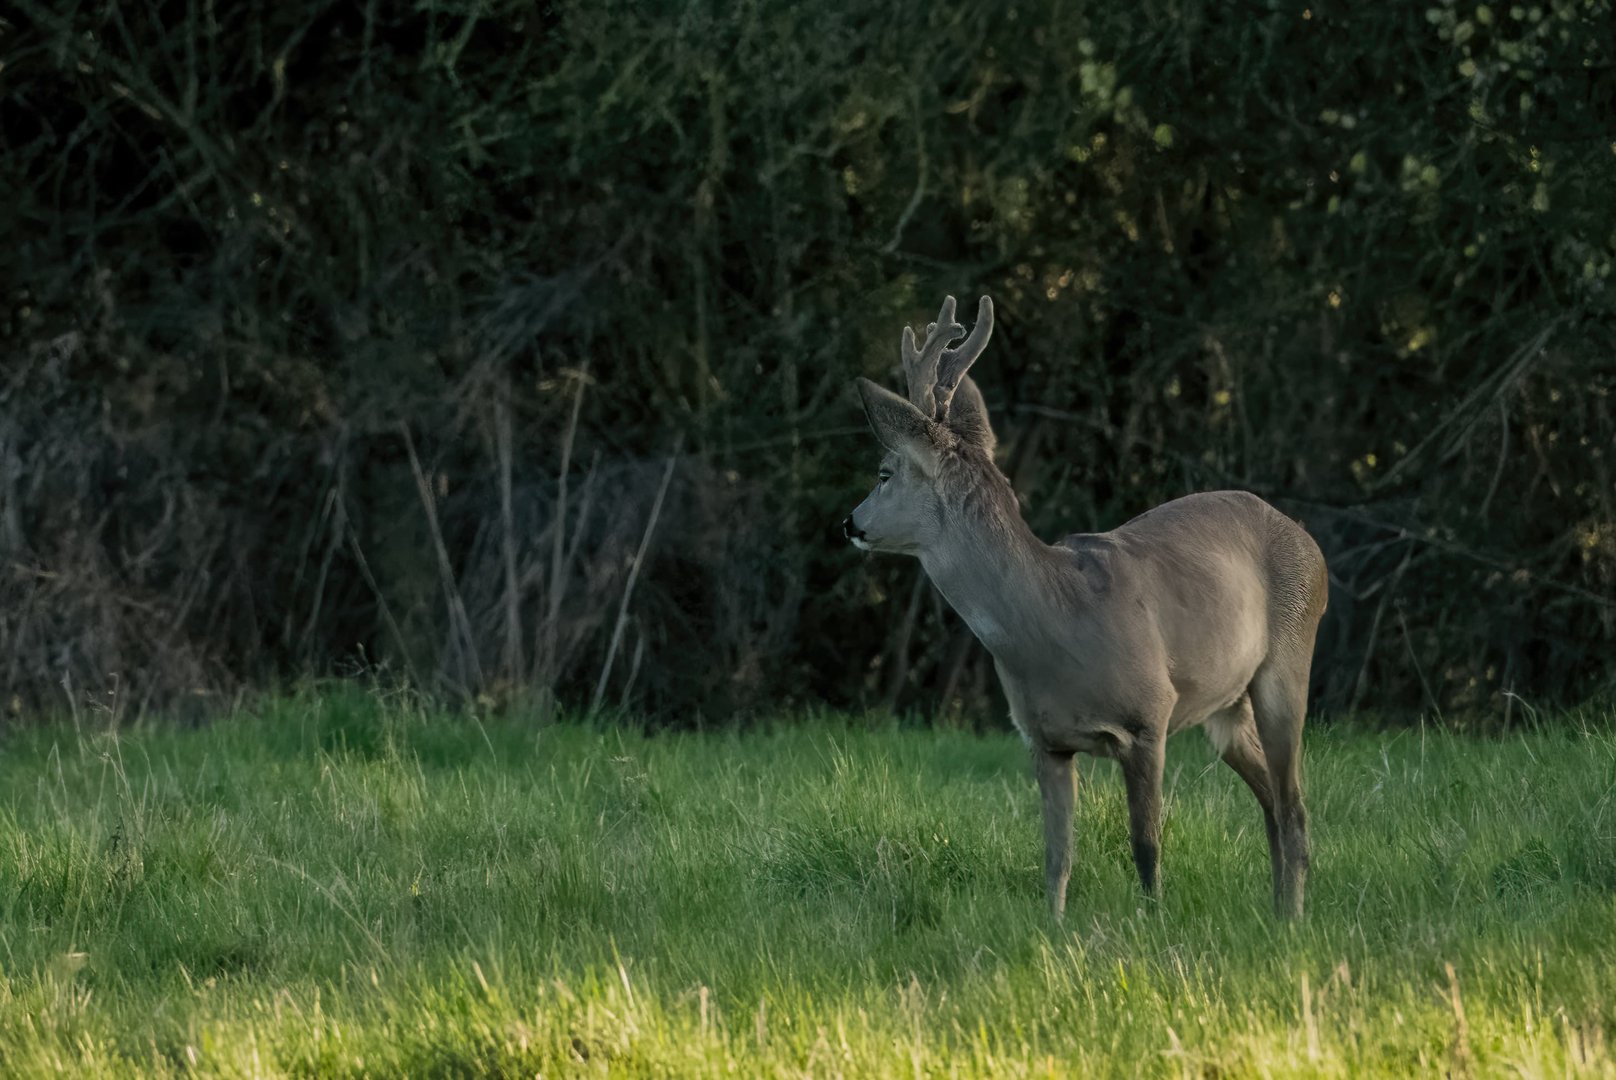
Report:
842,296,1328,918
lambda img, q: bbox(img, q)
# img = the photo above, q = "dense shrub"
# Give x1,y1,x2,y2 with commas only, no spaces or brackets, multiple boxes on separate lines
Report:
3,0,1613,721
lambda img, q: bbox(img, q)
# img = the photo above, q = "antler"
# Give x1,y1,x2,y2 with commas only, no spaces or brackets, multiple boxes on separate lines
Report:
900,295,995,423
901,296,964,420
934,295,993,419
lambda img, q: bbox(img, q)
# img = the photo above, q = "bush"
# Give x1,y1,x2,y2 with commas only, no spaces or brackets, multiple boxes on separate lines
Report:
3,0,1613,721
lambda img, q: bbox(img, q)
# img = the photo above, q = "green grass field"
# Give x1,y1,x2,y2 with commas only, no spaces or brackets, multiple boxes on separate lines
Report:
2,691,1614,1077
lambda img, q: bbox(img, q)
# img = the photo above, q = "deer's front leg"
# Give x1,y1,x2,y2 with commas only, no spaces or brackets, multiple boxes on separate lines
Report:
1121,731,1167,898
1034,748,1077,918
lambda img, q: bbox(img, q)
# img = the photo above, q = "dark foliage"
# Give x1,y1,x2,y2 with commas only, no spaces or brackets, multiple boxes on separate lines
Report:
2,0,1613,723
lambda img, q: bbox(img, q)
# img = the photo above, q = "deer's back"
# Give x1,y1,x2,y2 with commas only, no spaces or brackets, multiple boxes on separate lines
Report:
1055,491,1326,714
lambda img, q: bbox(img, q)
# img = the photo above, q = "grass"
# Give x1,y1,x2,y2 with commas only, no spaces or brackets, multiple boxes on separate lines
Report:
1,689,1614,1077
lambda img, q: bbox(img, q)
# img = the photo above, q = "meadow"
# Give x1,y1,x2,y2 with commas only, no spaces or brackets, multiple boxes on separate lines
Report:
2,690,1614,1077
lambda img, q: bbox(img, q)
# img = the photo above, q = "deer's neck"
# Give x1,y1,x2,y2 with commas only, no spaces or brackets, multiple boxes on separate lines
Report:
919,497,1065,659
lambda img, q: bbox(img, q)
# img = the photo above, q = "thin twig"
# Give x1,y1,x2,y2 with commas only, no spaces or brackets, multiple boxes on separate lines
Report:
1372,316,1564,492
343,502,421,687
1398,606,1442,723
883,91,927,254
298,474,346,657
881,569,929,715
1288,500,1616,611
1478,395,1509,520
1349,545,1414,713
591,441,682,715
619,632,647,712
401,423,485,693
494,385,524,682
542,370,589,699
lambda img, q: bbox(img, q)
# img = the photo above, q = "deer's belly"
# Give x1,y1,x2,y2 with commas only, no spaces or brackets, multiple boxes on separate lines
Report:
996,665,1152,759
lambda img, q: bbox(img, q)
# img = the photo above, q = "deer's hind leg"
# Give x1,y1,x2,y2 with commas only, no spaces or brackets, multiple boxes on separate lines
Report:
1207,695,1284,909
1250,658,1312,919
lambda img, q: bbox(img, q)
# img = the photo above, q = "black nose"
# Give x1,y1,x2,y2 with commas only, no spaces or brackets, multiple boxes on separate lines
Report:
842,516,864,541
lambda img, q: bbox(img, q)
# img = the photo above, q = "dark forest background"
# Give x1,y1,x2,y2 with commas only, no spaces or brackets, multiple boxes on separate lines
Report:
3,0,1614,725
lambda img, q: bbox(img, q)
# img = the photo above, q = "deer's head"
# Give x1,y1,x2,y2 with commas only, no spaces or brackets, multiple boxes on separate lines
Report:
843,295,998,555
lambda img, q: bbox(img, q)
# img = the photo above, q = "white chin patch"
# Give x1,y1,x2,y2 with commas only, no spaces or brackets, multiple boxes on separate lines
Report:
851,537,872,551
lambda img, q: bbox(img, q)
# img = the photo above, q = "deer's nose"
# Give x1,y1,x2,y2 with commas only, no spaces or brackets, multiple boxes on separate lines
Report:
842,516,865,541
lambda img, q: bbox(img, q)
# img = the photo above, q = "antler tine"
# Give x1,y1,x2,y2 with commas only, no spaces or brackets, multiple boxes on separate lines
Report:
933,296,994,421
901,296,966,419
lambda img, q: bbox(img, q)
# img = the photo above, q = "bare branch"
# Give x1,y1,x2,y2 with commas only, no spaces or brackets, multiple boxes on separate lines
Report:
591,441,682,715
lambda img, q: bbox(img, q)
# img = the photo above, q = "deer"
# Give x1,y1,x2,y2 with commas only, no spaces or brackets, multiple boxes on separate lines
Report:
842,296,1329,919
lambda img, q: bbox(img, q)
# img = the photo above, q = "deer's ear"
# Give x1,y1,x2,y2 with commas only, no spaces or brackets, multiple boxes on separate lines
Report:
946,374,997,455
856,378,941,473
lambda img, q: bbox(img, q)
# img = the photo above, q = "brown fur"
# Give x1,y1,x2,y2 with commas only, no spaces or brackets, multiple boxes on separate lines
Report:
846,296,1328,918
